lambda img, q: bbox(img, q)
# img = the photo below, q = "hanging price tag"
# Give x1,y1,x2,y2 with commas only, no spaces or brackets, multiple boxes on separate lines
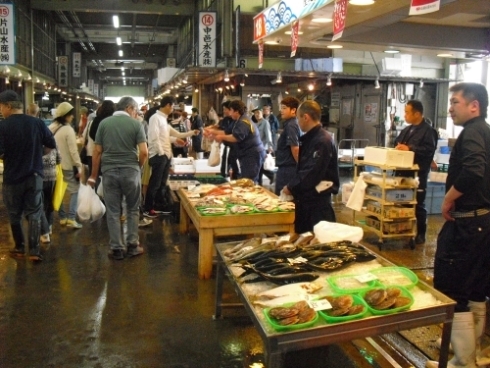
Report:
355,273,378,283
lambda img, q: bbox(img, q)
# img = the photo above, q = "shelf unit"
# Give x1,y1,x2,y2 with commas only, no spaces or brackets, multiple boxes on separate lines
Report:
353,159,419,250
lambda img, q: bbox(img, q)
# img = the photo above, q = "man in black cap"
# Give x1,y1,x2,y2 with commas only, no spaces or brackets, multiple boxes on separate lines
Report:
0,90,56,261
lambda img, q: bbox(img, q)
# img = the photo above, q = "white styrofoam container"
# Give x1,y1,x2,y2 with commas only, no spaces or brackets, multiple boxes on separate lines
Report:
364,146,414,168
194,159,221,174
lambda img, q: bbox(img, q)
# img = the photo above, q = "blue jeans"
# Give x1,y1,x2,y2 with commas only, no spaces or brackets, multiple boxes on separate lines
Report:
3,174,43,224
41,180,55,234
58,192,79,221
103,167,141,250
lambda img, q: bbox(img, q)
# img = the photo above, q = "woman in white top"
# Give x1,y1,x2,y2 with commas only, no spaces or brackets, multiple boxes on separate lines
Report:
49,102,83,229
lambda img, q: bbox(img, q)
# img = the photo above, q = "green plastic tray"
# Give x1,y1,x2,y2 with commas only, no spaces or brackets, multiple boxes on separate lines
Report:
361,286,414,316
370,267,419,288
227,204,256,215
263,303,319,332
327,274,378,294
318,294,369,323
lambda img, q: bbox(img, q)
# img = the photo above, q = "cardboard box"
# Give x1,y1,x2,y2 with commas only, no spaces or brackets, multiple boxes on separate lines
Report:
382,220,413,234
364,147,414,168
383,206,415,219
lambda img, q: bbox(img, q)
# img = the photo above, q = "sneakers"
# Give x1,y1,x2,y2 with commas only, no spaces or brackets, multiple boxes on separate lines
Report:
108,248,124,260
66,220,83,229
40,234,51,243
126,243,144,257
60,219,67,226
143,210,158,218
138,218,153,227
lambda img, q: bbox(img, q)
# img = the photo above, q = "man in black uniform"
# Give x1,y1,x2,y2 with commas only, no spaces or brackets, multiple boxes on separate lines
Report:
394,100,438,244
282,100,339,234
0,90,56,261
426,83,490,368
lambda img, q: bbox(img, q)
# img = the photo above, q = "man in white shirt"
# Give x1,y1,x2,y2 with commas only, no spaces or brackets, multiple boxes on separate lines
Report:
144,96,197,217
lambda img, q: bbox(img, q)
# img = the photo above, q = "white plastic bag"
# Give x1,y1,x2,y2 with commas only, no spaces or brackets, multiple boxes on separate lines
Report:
96,176,104,198
263,153,275,171
90,190,106,222
77,184,93,221
313,221,363,243
207,141,221,167
346,177,367,211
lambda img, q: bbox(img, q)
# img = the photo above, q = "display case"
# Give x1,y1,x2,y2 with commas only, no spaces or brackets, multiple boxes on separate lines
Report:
353,159,419,249
213,241,455,368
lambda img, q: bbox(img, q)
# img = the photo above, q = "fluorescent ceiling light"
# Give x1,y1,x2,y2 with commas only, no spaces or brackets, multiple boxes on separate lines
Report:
326,75,332,86
265,40,279,45
118,50,123,57
437,53,453,57
327,44,343,49
113,15,119,28
224,70,230,82
384,49,400,54
116,37,122,45
285,31,304,35
312,18,332,23
349,0,375,5
374,78,380,89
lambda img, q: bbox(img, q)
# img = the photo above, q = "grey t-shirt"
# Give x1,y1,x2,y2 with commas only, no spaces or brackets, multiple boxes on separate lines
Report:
95,112,146,174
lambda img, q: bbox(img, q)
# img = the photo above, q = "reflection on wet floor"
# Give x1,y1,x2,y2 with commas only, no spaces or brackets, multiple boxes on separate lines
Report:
0,174,467,368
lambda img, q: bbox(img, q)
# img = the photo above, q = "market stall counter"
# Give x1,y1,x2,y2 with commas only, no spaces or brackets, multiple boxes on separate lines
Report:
176,181,295,279
213,239,455,368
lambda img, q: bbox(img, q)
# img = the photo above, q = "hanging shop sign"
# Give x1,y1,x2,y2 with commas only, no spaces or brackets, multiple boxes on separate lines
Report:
253,0,334,43
332,0,348,41
58,55,68,87
88,79,94,93
0,2,15,65
409,0,440,15
290,20,299,57
73,52,81,78
93,83,99,97
258,42,264,69
198,12,216,67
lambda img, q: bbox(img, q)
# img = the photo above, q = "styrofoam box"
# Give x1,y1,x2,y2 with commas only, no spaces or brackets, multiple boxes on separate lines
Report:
429,171,447,183
366,186,414,202
364,147,414,168
194,159,221,174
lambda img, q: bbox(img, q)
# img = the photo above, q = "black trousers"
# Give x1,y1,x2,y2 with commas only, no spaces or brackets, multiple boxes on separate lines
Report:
294,195,336,234
144,155,170,212
434,212,490,312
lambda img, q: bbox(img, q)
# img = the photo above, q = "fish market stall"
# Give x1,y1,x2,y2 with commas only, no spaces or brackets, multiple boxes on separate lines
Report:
213,238,455,368
176,179,295,279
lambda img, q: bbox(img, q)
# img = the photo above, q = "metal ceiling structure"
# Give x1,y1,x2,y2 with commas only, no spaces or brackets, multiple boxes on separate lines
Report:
30,0,490,88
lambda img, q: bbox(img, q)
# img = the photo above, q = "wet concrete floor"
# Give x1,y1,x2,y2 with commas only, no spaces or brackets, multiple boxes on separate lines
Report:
0,174,485,368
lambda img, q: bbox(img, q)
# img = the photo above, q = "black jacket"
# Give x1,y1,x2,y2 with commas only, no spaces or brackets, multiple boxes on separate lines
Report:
394,118,438,178
288,125,339,201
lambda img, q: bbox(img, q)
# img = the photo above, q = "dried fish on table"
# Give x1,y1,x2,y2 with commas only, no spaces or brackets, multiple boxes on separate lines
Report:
199,207,227,215
229,205,255,214
277,201,295,211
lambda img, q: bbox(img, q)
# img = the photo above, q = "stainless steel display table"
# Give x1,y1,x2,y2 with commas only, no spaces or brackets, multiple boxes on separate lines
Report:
177,188,295,279
214,242,455,368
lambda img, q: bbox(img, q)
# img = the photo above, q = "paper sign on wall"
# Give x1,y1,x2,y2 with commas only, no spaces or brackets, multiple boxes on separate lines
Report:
409,0,440,15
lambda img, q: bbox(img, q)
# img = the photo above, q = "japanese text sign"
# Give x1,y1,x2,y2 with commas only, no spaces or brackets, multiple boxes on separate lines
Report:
198,12,216,67
0,3,15,65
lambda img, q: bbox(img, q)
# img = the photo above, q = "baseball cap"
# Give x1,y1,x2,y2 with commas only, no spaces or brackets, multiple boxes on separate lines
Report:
0,90,21,103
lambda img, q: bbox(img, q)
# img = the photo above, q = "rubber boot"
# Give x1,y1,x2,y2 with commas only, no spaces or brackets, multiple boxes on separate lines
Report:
28,218,43,262
426,311,477,368
9,223,25,257
416,222,427,244
469,301,487,363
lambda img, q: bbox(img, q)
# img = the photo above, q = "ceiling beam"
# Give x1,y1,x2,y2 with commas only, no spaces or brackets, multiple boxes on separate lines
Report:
31,0,194,16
